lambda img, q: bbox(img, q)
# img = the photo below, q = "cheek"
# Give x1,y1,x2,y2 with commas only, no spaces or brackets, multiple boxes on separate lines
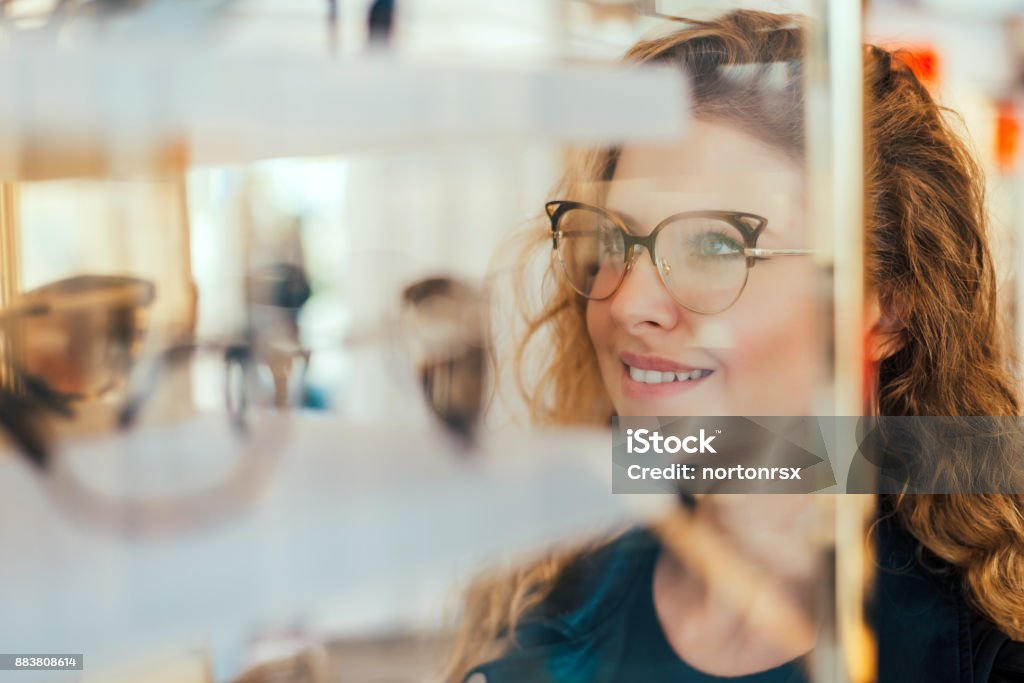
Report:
585,300,612,359
720,265,825,410
585,299,625,390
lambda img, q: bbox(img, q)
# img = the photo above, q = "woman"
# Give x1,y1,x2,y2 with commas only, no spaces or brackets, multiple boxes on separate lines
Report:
447,10,1024,683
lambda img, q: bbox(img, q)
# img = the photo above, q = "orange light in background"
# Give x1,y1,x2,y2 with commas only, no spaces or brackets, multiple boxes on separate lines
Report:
894,46,940,90
995,101,1020,174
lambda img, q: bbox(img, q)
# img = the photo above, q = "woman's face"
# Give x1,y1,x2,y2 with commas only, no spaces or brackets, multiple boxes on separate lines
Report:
586,120,825,417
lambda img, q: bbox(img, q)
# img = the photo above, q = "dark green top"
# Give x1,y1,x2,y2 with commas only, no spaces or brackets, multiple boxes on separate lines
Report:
609,532,807,683
465,528,808,683
464,509,1024,683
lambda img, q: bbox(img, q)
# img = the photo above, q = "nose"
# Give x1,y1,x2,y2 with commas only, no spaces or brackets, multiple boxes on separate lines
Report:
607,244,683,333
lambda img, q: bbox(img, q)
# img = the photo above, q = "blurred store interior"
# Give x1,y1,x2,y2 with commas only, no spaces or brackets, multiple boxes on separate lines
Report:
1,0,1023,681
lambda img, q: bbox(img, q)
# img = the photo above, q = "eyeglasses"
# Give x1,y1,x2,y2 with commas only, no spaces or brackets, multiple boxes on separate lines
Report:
546,200,815,314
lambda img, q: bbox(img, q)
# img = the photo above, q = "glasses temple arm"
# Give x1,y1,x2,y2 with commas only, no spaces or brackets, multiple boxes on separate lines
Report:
118,343,198,429
744,248,818,258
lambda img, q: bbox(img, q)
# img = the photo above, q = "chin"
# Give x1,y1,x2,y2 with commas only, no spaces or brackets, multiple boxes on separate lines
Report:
615,398,710,417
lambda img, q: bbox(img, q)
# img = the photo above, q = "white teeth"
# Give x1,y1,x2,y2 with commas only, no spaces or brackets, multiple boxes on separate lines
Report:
629,365,710,384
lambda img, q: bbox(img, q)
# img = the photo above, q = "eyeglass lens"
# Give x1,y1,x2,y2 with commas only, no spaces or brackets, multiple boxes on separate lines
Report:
554,206,750,314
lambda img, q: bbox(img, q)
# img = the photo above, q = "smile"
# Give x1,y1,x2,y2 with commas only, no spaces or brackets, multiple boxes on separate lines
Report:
626,365,714,384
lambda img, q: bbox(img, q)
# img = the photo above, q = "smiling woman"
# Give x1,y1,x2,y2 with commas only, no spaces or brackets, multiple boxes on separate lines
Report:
583,121,821,418
445,9,1024,683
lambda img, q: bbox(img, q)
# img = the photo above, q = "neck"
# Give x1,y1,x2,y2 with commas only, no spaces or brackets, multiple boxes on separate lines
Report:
652,497,819,676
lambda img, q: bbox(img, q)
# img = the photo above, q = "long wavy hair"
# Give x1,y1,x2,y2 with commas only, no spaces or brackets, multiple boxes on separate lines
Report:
446,10,1024,681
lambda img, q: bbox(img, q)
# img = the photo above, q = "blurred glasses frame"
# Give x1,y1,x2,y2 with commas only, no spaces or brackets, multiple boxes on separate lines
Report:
1,337,309,465
0,274,156,468
546,200,816,314
1,338,308,537
63,340,306,537
400,276,486,444
117,340,311,434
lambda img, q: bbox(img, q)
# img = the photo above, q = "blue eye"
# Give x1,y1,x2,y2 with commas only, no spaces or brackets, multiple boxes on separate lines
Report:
692,231,743,257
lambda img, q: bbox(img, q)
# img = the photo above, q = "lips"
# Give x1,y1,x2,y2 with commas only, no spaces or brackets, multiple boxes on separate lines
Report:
619,351,715,397
620,351,711,373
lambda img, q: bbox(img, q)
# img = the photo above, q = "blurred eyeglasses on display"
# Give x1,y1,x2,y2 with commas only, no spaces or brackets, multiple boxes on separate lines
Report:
400,276,486,444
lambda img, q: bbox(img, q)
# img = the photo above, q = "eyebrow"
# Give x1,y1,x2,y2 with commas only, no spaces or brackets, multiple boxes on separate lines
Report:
602,206,646,231
602,205,771,234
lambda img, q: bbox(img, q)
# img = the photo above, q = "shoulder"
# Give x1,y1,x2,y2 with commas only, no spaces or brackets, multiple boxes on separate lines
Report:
460,528,658,683
519,527,659,643
974,618,1024,683
872,510,968,682
872,502,1024,683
